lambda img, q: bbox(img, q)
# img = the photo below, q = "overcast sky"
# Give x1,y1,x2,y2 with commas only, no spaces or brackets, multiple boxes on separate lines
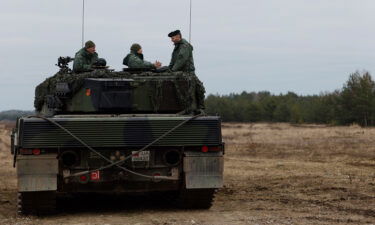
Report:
1,0,375,110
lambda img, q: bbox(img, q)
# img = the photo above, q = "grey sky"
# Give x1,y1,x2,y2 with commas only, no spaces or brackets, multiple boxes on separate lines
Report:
1,0,375,110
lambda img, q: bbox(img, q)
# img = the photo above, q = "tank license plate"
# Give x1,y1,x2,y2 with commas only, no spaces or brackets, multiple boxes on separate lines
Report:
131,151,150,162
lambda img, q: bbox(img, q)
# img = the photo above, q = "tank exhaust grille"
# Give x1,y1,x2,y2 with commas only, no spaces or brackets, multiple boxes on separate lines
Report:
19,117,221,148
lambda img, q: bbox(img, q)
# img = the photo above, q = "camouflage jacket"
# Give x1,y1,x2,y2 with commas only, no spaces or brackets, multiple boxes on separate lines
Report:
73,48,99,73
123,52,155,69
169,39,195,72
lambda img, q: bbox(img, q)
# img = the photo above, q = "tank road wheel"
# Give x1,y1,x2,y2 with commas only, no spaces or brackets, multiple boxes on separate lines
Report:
176,188,216,209
18,191,57,215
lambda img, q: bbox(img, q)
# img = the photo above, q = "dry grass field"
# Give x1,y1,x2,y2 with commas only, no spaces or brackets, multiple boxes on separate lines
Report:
220,123,375,224
0,122,374,225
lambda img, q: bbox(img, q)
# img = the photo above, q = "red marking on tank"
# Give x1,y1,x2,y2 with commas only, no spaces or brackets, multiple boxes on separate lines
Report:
91,171,100,181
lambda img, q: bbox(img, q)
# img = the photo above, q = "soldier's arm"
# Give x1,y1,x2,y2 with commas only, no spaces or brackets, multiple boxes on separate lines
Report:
128,55,144,68
171,45,190,71
91,54,99,65
168,55,174,69
129,55,155,69
73,56,84,72
73,56,92,73
142,60,156,69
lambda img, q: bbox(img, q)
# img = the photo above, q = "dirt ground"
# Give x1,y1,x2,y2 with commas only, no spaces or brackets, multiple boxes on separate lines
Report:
0,122,374,225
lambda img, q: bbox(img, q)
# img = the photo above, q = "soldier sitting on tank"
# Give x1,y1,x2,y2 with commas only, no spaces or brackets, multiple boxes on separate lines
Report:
123,43,161,69
73,40,99,73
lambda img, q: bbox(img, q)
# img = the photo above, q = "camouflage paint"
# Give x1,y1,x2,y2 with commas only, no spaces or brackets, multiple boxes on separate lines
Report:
35,70,204,115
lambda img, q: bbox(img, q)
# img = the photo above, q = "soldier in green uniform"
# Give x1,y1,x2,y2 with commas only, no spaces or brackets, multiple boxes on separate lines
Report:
123,43,161,69
168,30,205,112
168,30,195,72
73,40,99,73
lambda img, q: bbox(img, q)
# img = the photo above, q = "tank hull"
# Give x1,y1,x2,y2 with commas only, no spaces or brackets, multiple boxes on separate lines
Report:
12,114,224,214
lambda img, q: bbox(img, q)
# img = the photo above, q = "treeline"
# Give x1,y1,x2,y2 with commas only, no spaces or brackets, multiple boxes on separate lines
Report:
205,71,375,126
0,110,34,121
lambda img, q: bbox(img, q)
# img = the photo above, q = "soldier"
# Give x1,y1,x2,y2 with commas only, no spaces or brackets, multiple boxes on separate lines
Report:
168,30,205,113
123,43,161,69
73,40,99,73
168,30,195,72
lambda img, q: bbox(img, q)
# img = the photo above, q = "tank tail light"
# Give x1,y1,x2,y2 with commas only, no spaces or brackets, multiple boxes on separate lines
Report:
208,146,221,151
19,149,42,155
19,149,33,155
32,149,41,155
85,88,91,96
201,146,222,152
80,175,88,183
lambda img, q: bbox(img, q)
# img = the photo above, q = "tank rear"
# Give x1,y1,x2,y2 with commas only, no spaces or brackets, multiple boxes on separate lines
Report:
12,68,223,215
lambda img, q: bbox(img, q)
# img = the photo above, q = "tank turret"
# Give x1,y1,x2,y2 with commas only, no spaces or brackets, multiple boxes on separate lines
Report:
35,62,205,116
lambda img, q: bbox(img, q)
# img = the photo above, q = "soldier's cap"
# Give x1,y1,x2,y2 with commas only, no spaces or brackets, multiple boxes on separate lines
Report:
168,30,181,37
85,40,96,49
130,43,142,52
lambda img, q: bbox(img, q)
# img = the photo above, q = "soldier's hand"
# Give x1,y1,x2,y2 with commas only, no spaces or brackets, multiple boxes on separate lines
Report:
154,61,162,68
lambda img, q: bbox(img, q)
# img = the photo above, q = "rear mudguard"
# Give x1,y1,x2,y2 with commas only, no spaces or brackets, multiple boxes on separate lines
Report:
183,152,223,189
17,154,58,192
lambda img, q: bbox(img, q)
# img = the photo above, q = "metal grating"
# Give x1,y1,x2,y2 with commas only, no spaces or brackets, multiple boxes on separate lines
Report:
19,116,222,148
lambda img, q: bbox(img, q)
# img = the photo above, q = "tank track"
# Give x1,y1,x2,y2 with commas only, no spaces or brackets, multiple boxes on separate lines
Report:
175,188,216,209
18,191,57,215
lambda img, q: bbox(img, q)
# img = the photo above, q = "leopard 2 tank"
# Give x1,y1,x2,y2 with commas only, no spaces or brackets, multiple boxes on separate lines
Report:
11,57,224,214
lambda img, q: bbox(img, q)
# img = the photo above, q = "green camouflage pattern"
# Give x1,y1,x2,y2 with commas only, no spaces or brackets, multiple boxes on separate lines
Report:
123,52,155,69
169,38,195,72
73,48,99,73
34,69,205,115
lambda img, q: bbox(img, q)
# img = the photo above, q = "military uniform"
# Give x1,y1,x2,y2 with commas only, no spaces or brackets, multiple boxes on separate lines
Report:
169,38,195,72
123,52,155,69
168,31,204,112
73,41,99,73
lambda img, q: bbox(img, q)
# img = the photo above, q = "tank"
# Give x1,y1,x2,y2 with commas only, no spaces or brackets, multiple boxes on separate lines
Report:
11,58,224,214
34,68,205,116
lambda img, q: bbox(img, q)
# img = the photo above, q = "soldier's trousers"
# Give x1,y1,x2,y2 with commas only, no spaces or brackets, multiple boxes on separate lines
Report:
191,74,206,110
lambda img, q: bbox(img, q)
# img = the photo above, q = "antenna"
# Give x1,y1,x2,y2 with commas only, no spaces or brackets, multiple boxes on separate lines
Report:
81,0,85,47
189,0,192,43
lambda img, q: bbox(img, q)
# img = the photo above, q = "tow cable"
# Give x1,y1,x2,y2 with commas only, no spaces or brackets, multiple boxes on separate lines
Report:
28,114,202,181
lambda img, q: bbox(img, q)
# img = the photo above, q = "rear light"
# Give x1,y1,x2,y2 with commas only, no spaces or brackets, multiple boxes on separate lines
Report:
85,88,91,96
201,146,222,152
153,172,162,183
19,149,33,155
201,146,209,153
208,146,221,151
185,146,223,152
20,149,57,155
80,175,88,182
32,149,41,155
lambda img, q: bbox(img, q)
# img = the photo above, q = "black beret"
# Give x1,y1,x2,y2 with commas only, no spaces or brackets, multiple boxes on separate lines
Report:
168,30,181,37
